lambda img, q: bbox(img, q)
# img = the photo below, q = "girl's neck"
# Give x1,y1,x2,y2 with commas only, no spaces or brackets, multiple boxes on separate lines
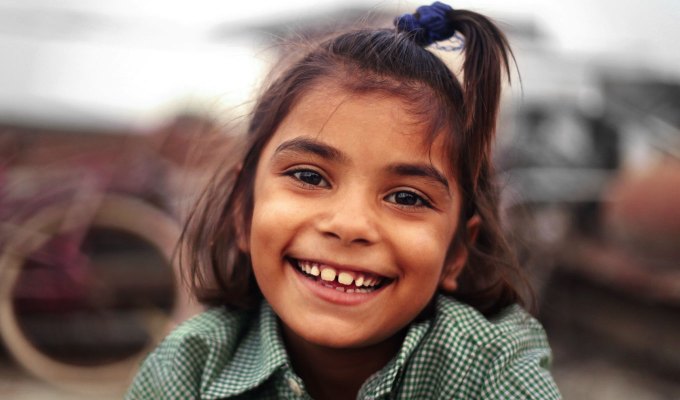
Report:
281,325,405,400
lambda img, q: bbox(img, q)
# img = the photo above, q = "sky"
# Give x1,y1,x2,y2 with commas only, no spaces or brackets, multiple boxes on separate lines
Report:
19,0,673,58
0,0,678,129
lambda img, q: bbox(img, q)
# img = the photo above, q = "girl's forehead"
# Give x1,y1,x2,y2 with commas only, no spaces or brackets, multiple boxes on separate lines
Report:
281,86,443,150
267,85,455,177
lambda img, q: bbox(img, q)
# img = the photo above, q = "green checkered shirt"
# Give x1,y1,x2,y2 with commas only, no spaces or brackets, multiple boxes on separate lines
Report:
127,295,560,399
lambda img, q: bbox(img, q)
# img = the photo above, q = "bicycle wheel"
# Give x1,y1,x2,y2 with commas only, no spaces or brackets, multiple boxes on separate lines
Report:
0,194,193,394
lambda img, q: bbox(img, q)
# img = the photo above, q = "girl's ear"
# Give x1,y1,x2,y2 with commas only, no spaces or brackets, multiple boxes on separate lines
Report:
439,214,481,292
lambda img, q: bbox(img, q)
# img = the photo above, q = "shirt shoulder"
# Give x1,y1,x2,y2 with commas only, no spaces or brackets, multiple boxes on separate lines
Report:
163,307,250,353
434,295,546,347
400,296,561,399
125,307,253,399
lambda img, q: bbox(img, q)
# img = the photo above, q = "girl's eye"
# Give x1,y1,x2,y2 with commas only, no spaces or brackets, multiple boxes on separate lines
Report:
385,191,432,208
287,169,330,188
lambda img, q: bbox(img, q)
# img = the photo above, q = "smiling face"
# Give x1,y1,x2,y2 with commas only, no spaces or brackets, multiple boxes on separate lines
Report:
248,85,466,349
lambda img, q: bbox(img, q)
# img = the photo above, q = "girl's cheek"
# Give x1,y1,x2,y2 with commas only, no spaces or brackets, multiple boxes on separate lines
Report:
400,223,453,267
251,191,308,237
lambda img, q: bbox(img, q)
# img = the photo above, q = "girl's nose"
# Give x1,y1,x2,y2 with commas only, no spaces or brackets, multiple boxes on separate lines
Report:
316,190,380,246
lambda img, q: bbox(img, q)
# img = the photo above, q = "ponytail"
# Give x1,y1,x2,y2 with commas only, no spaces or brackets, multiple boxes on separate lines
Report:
396,2,513,187
449,9,512,186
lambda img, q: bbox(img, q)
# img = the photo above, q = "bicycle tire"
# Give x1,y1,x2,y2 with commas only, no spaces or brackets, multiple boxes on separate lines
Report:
0,194,191,394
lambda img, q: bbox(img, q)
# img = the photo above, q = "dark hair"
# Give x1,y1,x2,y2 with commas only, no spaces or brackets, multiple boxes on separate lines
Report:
181,8,531,316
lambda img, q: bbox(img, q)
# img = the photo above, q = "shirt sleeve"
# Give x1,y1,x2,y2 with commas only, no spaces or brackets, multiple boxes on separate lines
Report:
479,327,562,399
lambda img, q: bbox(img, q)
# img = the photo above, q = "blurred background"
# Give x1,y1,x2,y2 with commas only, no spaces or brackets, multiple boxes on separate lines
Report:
0,0,678,398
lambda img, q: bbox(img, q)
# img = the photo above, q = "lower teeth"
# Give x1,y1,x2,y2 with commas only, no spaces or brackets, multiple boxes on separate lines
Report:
330,286,372,293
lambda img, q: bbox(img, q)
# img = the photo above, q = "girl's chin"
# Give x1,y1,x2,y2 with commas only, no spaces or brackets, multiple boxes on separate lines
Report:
281,317,404,350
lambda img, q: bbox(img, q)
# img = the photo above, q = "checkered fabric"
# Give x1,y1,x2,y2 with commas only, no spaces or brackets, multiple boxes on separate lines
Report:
126,295,561,399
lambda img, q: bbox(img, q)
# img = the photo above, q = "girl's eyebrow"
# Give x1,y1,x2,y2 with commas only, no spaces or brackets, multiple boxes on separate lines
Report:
273,137,349,163
273,137,450,195
387,163,451,194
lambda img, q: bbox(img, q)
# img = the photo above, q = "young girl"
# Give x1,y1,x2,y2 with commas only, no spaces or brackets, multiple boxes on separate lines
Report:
127,2,560,399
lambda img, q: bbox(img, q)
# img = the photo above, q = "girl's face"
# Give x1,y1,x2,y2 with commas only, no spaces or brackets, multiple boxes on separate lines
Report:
248,85,465,349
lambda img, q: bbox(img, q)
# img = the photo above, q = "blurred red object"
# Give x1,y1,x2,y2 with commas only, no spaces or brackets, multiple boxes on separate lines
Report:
604,158,680,261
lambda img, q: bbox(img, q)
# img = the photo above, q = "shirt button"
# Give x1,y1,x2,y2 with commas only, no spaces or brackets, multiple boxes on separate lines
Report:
287,377,303,396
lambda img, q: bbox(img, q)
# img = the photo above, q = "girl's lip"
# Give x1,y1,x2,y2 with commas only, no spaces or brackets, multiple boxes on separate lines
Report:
287,259,389,306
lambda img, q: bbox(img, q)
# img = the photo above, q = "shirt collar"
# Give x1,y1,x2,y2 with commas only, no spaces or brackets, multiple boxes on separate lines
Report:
203,300,433,399
360,313,431,398
203,302,289,399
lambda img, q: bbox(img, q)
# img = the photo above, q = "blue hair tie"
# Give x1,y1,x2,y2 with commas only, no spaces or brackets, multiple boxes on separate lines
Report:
394,1,457,47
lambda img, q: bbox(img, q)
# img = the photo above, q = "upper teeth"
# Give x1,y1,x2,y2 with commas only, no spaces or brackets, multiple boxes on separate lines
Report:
297,260,381,287
320,268,336,282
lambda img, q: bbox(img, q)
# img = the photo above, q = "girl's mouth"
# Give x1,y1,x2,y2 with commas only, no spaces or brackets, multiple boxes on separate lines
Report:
287,257,391,294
